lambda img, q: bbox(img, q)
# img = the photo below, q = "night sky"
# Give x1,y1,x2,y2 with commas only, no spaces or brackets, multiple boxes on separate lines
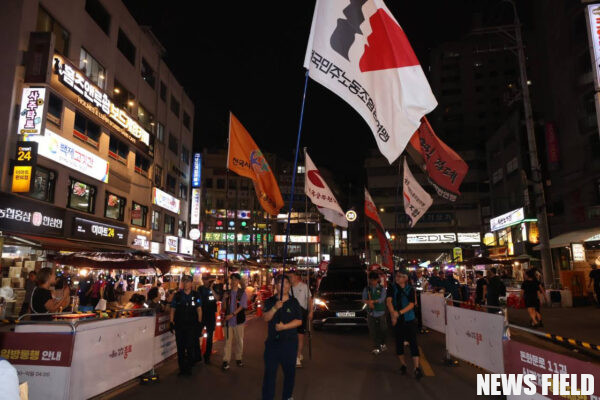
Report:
123,0,520,182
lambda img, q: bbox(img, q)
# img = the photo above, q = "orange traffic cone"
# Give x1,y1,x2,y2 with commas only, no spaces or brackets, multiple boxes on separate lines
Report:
256,301,263,317
201,328,207,355
214,302,224,341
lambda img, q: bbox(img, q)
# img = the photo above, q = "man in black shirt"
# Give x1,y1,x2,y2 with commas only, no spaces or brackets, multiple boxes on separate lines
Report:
474,271,486,305
170,275,202,375
198,275,218,364
486,267,506,313
588,264,600,307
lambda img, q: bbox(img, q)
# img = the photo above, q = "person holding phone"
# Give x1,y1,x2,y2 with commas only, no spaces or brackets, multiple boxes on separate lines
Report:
30,267,70,320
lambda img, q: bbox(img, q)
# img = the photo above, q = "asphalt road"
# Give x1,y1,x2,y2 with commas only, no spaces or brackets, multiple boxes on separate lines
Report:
109,317,502,400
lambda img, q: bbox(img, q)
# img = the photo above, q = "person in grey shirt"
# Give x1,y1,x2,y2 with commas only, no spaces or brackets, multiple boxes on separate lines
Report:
19,271,36,316
362,272,387,355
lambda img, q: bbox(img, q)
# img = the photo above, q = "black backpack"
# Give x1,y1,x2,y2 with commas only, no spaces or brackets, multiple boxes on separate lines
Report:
233,290,246,324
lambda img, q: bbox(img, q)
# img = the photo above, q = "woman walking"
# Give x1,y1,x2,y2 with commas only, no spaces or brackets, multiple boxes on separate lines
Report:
521,269,544,327
262,275,303,400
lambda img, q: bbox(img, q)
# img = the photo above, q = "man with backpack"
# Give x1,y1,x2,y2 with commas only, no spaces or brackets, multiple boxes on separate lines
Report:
486,267,506,313
222,273,248,371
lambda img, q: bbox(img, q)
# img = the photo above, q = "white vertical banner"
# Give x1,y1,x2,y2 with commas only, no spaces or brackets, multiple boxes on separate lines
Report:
445,305,505,373
403,158,433,226
586,4,600,90
190,188,201,225
420,292,446,333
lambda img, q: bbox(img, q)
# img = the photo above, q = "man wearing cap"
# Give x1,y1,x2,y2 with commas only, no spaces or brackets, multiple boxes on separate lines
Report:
170,275,202,376
222,273,248,371
198,274,218,364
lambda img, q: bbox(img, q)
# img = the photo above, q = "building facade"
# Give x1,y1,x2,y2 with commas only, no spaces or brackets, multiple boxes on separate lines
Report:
0,0,194,258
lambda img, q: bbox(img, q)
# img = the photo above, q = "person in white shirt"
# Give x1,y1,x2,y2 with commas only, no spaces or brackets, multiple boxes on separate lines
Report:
288,271,313,368
157,281,166,302
0,357,19,400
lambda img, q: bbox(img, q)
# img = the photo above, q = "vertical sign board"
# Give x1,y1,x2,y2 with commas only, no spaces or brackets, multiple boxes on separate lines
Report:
17,88,47,136
586,4,600,91
191,153,201,188
12,142,38,193
190,188,201,225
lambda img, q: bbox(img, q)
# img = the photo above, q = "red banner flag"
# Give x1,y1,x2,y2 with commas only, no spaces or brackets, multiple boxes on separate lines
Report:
365,188,394,270
408,117,468,202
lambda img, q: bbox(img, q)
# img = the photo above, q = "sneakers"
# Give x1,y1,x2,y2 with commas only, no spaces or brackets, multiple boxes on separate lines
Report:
399,365,407,375
414,367,423,380
222,361,230,371
296,357,302,368
236,360,244,367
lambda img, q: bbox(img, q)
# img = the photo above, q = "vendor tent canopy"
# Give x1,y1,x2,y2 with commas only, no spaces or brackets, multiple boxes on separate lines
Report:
533,227,600,250
47,251,172,274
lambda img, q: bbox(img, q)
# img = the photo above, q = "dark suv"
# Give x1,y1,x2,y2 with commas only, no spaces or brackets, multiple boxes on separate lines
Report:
312,262,367,329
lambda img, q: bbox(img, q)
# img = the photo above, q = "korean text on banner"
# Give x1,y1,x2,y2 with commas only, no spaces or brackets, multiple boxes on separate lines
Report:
503,340,600,400
408,117,468,202
154,312,177,363
304,0,437,164
227,113,284,216
403,159,432,227
420,292,445,333
445,305,505,373
305,150,347,228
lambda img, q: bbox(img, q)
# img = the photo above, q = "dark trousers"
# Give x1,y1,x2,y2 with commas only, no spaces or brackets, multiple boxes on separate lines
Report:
192,324,202,362
175,326,195,372
19,302,29,316
262,339,298,400
367,314,386,347
595,287,600,306
199,322,215,360
395,319,419,357
416,291,423,330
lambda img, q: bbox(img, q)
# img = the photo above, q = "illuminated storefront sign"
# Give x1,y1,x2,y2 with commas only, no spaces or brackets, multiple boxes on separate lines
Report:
587,4,600,90
490,207,525,232
179,238,194,255
69,216,127,246
0,192,64,236
274,235,320,243
132,234,150,250
165,235,178,253
12,142,38,193
572,243,586,262
12,166,33,193
204,232,264,243
152,187,180,214
407,233,456,244
150,241,161,254
190,188,201,225
191,153,201,188
457,232,481,244
25,129,109,183
189,229,201,240
53,55,150,147
17,87,46,135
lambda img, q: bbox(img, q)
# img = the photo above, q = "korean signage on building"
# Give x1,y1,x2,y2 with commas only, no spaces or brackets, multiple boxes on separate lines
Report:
274,235,320,243
179,238,193,255
587,4,600,90
164,235,178,253
131,234,149,250
457,232,481,243
407,233,457,244
12,142,38,193
69,216,128,246
190,188,201,225
571,243,586,262
0,192,65,237
25,129,109,183
191,153,201,188
17,87,47,135
152,187,180,214
490,207,525,232
52,55,150,147
204,232,264,243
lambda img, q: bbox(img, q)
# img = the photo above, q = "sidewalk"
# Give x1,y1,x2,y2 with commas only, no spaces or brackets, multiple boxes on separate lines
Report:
507,305,600,346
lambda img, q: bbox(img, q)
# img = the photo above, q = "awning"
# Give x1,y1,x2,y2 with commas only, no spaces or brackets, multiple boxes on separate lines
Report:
6,234,129,252
46,251,172,274
533,227,600,250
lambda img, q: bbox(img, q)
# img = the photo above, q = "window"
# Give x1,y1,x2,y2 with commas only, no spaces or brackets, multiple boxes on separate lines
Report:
160,82,167,102
166,174,177,194
108,136,128,163
154,165,162,187
79,48,105,89
135,153,150,175
297,165,305,174
170,95,180,117
28,166,56,203
137,103,154,132
36,6,69,56
141,58,155,88
85,0,110,34
47,93,63,125
178,220,186,238
73,112,101,146
104,192,126,221
168,133,178,154
117,29,136,65
181,147,190,164
205,178,213,188
151,210,160,230
492,168,503,184
217,179,225,189
112,80,135,113
183,112,191,130
180,184,188,200
68,179,96,213
156,122,164,142
164,214,175,234
131,202,148,227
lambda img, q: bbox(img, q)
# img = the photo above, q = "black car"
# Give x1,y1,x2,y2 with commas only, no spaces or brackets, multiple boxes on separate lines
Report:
312,268,368,329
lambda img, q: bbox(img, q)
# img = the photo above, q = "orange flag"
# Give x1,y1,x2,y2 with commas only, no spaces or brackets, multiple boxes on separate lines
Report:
227,113,284,216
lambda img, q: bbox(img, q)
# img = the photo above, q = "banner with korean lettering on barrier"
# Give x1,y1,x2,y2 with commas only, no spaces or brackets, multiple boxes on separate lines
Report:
304,0,437,164
445,305,505,373
403,158,433,227
227,113,284,216
420,292,446,333
503,340,600,400
305,150,348,228
365,188,393,270
407,117,468,202
154,312,177,363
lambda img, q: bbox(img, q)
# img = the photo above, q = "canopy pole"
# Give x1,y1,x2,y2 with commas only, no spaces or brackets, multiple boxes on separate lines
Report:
280,69,310,299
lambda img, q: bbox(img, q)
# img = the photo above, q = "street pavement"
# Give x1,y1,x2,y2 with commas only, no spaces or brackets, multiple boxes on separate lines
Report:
109,317,502,400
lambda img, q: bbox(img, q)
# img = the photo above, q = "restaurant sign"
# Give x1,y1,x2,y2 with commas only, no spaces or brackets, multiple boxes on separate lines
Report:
191,153,201,188
457,232,481,243
407,233,457,244
190,188,201,225
52,55,150,147
165,235,178,253
17,87,47,135
152,188,180,214
179,238,193,255
0,192,65,237
69,216,127,246
25,129,109,183
490,207,525,232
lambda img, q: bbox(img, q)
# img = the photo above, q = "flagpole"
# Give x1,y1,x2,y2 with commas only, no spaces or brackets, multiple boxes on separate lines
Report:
280,69,310,299
304,147,309,269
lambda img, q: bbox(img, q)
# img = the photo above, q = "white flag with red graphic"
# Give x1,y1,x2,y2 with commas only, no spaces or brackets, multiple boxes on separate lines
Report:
304,150,348,228
304,0,437,164
403,158,432,227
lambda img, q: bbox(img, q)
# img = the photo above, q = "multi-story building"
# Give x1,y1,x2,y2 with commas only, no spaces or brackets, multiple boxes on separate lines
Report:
0,0,194,259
